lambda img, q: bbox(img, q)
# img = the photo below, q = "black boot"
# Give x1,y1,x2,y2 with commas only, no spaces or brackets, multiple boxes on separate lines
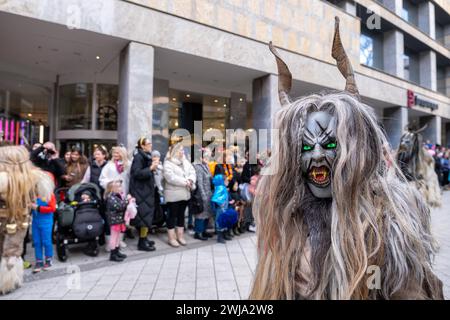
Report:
227,229,234,238
110,248,124,262
223,230,232,241
146,238,156,247
202,232,213,238
138,237,155,252
116,247,127,259
194,232,208,241
233,226,241,236
217,231,226,244
239,224,246,234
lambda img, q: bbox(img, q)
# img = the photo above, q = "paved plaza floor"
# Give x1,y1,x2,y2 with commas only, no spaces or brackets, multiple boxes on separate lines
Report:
1,191,449,300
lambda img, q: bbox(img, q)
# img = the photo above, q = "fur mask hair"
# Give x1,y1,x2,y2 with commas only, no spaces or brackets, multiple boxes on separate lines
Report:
250,92,443,300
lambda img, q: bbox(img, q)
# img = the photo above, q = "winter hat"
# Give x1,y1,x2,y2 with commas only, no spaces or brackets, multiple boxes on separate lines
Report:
151,150,161,158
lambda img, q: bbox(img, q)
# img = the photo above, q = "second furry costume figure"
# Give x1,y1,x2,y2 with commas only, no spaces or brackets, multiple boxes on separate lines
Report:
250,17,443,300
0,142,54,294
397,123,442,207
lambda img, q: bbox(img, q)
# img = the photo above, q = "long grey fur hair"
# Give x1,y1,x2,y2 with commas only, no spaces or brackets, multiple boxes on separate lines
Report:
249,92,443,300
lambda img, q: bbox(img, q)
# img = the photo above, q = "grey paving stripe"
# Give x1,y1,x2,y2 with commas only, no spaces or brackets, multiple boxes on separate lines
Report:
23,233,255,283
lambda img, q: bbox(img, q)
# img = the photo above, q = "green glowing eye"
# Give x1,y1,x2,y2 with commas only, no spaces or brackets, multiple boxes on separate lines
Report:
325,142,337,149
302,145,312,152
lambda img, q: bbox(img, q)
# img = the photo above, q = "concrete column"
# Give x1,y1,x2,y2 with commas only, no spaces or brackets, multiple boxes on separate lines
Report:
383,106,408,149
152,79,169,158
418,1,435,39
445,122,450,148
252,74,279,149
118,42,154,152
382,0,403,16
420,115,441,145
230,92,247,130
419,50,437,91
383,30,404,78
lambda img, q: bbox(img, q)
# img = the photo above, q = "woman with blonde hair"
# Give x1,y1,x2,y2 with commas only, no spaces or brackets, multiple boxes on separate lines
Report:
0,143,54,294
163,142,196,247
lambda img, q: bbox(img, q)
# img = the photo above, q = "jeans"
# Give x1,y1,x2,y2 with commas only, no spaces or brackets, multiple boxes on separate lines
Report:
211,203,226,232
32,213,54,261
194,218,208,233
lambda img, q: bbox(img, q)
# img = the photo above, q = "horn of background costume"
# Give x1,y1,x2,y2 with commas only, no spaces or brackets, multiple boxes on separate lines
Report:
331,16,360,98
269,41,292,106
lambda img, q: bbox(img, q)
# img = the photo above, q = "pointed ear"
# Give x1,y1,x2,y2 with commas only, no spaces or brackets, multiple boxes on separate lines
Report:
269,41,292,106
331,17,360,99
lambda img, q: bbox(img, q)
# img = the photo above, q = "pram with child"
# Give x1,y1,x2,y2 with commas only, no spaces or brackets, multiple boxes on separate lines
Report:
54,183,104,261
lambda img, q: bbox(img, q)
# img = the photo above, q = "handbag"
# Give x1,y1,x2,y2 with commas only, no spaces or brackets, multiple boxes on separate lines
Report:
188,182,204,215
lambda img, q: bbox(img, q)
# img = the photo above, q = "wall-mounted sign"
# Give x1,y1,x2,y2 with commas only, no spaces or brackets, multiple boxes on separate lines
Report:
407,90,438,111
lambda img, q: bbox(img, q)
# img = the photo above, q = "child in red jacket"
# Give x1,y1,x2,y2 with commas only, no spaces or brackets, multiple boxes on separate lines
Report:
31,193,56,273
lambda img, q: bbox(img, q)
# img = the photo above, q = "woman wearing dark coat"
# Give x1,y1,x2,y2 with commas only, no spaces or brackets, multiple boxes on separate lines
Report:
129,137,159,252
193,147,213,241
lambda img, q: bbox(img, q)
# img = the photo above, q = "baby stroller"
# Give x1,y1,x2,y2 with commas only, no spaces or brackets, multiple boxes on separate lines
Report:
54,183,104,262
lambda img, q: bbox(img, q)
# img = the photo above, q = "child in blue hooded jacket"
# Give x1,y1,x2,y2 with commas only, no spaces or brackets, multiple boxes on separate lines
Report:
211,174,238,243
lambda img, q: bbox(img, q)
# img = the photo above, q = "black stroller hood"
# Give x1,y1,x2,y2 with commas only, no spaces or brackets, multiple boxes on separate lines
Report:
67,183,102,203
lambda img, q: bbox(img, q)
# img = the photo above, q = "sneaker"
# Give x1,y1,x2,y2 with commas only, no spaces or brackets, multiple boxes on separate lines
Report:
43,259,53,271
33,261,43,273
248,224,256,233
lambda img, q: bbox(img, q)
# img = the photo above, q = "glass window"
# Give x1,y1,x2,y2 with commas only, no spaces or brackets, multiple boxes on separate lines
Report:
403,53,410,81
96,84,118,131
401,8,409,21
0,72,50,145
58,83,93,130
360,34,374,67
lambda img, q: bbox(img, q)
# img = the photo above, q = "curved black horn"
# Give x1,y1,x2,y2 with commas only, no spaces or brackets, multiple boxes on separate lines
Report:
332,17,360,98
269,41,292,106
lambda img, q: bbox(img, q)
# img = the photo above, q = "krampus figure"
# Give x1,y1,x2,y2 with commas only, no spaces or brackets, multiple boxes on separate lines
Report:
397,123,442,207
0,142,54,294
250,17,443,300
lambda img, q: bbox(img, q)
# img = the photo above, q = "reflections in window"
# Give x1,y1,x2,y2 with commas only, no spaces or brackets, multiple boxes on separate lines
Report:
97,84,118,131
360,34,374,67
58,83,93,130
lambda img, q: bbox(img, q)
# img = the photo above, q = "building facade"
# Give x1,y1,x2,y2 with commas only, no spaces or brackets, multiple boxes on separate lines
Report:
0,0,449,156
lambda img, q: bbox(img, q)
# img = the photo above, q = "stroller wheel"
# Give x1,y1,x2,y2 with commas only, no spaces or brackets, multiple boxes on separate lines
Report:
56,234,67,262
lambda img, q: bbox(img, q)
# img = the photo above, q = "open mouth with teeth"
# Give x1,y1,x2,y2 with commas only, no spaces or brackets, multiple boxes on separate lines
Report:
308,166,331,187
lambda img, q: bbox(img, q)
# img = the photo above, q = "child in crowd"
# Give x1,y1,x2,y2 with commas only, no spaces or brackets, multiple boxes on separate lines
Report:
105,180,132,262
228,179,244,237
211,174,238,244
31,191,56,273
80,190,92,203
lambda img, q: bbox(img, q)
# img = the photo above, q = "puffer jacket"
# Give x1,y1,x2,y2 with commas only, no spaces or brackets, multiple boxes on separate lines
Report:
105,192,127,226
163,156,196,203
